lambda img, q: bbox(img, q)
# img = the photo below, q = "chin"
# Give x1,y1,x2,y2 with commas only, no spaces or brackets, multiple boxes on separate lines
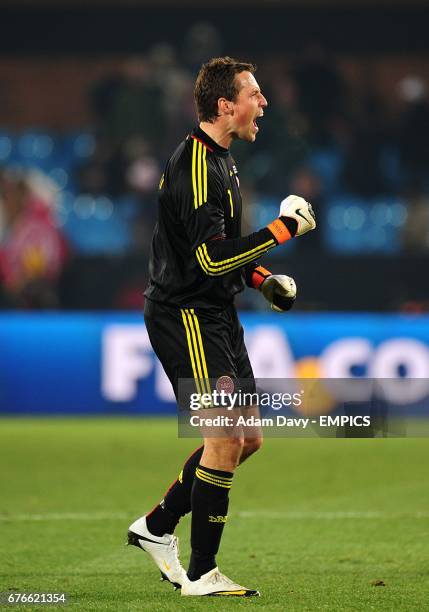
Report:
243,132,256,143
236,128,256,143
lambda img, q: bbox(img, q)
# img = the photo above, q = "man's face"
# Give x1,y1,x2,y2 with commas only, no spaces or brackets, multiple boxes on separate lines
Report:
230,71,268,142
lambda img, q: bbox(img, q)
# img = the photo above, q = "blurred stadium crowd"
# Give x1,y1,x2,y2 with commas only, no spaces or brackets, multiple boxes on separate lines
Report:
1,26,429,310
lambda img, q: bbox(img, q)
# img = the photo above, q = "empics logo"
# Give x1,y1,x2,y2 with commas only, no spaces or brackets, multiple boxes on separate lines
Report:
319,416,371,427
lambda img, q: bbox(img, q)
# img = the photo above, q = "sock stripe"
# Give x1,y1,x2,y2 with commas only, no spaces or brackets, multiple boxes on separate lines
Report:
196,467,233,482
196,472,232,488
196,475,232,489
195,468,233,488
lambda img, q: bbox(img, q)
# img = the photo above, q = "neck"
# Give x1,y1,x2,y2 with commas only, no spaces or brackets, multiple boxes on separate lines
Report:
199,121,233,149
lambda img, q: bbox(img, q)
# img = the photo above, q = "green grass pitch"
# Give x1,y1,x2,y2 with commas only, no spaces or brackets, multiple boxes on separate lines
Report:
0,417,428,610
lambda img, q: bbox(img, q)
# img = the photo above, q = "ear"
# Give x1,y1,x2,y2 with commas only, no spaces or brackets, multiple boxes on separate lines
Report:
218,97,234,116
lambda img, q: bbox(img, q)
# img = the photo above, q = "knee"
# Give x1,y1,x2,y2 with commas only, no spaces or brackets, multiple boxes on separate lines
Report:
243,436,263,457
203,437,245,470
223,436,245,463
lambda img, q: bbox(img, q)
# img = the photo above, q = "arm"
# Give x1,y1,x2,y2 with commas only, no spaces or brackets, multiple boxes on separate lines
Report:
173,151,315,277
195,225,284,277
195,197,315,277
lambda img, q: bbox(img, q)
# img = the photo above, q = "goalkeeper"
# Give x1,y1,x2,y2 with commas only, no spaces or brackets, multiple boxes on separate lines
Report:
128,56,316,597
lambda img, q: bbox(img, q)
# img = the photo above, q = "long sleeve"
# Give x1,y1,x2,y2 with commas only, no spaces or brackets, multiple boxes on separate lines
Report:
169,136,293,278
195,229,277,277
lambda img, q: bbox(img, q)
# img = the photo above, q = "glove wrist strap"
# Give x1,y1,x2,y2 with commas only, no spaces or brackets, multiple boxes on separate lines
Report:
251,266,272,290
267,218,295,244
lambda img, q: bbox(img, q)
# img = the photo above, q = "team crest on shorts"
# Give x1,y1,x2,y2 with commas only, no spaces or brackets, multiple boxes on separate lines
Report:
216,375,235,395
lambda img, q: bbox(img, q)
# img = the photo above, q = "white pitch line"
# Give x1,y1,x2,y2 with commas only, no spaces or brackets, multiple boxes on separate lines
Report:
237,510,429,519
0,510,428,522
0,511,129,522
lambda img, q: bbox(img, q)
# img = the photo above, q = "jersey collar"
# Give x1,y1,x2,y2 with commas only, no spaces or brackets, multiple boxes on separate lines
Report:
192,126,230,158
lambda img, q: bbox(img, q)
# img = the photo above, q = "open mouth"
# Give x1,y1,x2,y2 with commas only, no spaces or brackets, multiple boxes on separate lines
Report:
252,113,263,131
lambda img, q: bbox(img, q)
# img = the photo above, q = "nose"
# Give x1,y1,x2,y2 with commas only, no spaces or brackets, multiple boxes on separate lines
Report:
260,94,268,108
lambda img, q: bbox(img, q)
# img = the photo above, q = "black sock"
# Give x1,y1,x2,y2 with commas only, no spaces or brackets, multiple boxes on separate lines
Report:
146,446,203,536
188,465,233,581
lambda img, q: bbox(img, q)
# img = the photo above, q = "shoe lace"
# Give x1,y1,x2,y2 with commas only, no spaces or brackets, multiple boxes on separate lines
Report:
167,536,182,570
167,535,179,554
211,570,235,586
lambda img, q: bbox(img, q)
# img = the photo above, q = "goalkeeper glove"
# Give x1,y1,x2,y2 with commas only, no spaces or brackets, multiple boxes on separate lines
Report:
279,195,316,237
260,274,297,312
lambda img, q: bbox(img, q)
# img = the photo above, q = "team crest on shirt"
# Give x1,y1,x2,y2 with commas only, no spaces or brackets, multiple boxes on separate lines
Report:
229,166,239,187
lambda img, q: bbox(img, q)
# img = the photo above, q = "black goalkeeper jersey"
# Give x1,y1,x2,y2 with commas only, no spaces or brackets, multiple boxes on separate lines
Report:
145,126,288,310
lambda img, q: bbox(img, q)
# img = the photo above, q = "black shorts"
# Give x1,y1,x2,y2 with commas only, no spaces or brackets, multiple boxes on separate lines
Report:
144,298,255,404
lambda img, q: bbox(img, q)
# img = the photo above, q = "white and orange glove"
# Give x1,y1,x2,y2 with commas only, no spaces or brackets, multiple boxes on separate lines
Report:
279,195,316,237
261,274,297,312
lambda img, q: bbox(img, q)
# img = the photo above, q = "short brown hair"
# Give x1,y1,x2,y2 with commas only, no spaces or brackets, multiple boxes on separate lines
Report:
194,56,256,123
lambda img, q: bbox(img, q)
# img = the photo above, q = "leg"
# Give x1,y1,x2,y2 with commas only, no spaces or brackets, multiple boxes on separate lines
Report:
232,310,263,465
146,419,261,538
146,445,204,536
187,437,243,580
200,436,244,471
239,434,263,464
136,302,259,594
238,404,264,464
182,432,259,596
200,432,262,467
128,302,208,587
